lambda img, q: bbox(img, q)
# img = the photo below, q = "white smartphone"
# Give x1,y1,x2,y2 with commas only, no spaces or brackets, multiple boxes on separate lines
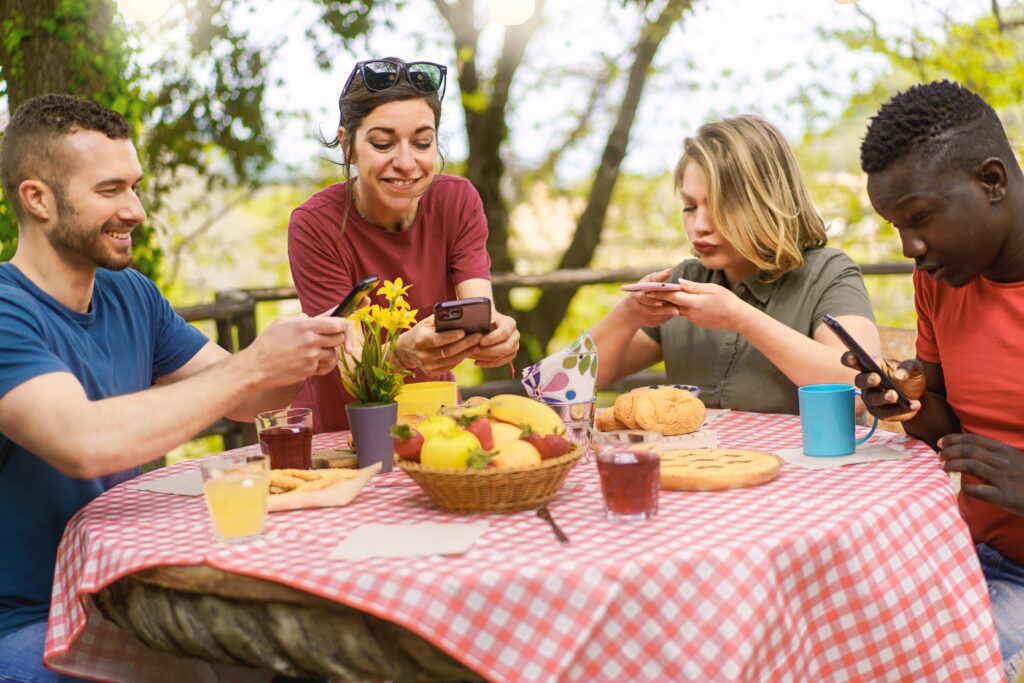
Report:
621,282,683,293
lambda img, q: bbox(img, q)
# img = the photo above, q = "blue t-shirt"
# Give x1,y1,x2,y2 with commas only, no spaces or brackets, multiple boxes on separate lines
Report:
0,263,207,639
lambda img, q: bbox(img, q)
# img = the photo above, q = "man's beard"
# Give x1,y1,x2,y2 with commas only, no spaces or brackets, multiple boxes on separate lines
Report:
48,195,133,271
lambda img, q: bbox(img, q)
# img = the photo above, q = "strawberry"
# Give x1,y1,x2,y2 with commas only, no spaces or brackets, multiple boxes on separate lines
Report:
540,434,573,460
391,423,424,462
459,415,495,451
518,425,551,459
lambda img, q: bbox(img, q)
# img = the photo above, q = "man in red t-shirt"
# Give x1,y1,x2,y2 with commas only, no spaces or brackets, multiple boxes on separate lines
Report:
851,80,1024,678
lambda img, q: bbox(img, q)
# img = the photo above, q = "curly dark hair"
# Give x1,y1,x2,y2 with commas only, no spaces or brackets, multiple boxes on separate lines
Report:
860,80,1013,174
1,94,130,221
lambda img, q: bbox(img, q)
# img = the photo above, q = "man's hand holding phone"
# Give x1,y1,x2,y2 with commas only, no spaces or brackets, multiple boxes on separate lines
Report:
825,314,925,421
843,353,925,421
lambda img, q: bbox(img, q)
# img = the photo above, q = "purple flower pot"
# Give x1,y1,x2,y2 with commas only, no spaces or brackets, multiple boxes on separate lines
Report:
345,402,398,473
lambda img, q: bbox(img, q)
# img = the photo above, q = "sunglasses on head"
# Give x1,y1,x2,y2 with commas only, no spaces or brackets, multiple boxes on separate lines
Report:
342,59,447,100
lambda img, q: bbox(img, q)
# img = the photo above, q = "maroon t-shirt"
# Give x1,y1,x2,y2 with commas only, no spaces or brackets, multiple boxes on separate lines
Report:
288,174,492,432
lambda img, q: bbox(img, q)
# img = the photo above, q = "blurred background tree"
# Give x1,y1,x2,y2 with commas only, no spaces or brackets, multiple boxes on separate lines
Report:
0,0,376,280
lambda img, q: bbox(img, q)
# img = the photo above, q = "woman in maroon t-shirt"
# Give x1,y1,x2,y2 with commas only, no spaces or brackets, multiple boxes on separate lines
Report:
288,57,520,432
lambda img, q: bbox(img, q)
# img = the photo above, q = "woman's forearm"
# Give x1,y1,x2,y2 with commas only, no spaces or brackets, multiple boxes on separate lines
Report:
735,309,878,392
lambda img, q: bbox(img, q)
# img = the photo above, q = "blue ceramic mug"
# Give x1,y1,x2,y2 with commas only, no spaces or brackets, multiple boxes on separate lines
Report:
798,384,878,457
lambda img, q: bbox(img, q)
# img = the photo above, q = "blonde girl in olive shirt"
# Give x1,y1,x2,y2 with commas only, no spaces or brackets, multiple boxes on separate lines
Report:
592,115,879,415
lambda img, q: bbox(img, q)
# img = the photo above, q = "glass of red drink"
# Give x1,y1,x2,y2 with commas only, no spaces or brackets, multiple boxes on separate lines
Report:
255,408,313,469
593,430,662,521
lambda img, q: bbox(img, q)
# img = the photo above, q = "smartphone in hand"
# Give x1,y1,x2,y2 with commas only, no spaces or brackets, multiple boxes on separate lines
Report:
331,276,381,317
621,282,684,292
434,297,492,335
822,314,914,411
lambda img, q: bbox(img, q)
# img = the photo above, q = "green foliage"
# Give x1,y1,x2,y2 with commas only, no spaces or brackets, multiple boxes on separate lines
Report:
307,1,398,68
1,0,307,285
139,1,278,208
0,0,157,275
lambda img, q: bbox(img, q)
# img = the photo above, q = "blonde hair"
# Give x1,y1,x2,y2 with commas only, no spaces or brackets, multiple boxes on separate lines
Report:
675,115,827,281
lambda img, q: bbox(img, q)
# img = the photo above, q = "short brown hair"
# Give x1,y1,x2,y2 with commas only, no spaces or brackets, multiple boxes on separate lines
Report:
676,115,827,280
1,94,130,221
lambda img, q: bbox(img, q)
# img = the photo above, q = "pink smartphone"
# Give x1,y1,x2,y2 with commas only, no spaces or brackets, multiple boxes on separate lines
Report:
434,297,492,335
621,282,683,293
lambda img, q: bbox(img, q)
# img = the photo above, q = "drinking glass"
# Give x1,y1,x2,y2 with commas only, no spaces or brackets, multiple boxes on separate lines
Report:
548,398,596,459
255,407,313,469
200,453,269,544
592,430,663,522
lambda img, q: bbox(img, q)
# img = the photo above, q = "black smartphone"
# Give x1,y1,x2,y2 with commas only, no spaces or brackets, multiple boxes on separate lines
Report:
331,275,380,317
822,314,914,411
434,297,492,335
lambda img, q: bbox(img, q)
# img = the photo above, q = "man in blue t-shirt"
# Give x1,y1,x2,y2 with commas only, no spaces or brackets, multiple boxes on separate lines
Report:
0,96,355,681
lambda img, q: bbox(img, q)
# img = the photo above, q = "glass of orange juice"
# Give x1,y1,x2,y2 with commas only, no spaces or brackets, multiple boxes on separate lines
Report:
200,453,269,544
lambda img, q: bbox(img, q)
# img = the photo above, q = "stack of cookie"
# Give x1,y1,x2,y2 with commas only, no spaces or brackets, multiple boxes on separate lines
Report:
596,386,706,436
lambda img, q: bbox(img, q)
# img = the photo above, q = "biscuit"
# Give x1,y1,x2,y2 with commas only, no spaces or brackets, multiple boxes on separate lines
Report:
632,386,705,435
613,393,639,429
596,408,628,431
269,468,360,495
659,448,782,491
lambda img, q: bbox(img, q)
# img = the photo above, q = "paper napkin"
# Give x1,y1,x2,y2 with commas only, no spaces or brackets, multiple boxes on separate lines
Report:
654,429,718,450
330,521,489,561
774,432,913,470
521,332,598,404
127,469,203,496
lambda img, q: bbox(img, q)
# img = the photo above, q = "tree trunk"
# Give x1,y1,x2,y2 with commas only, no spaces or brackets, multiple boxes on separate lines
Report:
516,0,694,360
0,0,117,112
435,0,545,376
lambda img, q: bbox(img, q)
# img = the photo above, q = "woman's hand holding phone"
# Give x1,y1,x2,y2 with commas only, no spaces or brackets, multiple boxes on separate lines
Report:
621,269,679,327
394,315,483,377
471,310,520,369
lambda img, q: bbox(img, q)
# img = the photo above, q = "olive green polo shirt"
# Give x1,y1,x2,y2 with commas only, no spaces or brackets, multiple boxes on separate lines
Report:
642,247,875,415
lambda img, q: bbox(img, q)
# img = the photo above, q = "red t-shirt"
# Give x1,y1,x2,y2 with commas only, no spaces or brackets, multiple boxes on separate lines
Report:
915,269,1024,562
288,174,492,432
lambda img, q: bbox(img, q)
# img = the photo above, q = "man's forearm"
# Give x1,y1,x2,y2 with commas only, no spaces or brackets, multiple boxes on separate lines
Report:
66,353,268,477
902,391,962,450
224,381,305,422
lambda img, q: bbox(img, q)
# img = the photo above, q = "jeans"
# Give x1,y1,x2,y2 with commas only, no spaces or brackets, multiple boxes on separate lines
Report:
0,620,88,682
978,543,1024,680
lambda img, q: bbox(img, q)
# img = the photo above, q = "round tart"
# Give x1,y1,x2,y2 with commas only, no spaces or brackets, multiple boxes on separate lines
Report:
659,448,782,491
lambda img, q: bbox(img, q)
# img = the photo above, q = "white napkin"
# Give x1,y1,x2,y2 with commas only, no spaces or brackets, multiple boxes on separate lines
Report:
127,470,203,496
521,332,597,403
653,429,718,450
775,433,913,470
703,408,730,426
330,521,489,561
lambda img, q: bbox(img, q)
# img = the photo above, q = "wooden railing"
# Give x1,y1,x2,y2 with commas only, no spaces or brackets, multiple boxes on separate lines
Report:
181,262,915,449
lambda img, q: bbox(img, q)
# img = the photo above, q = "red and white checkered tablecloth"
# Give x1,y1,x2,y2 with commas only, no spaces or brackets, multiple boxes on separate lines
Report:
45,412,1003,682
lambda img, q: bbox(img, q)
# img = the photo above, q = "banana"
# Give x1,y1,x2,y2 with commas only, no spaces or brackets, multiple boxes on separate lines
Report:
439,396,490,420
487,394,566,436
462,396,490,418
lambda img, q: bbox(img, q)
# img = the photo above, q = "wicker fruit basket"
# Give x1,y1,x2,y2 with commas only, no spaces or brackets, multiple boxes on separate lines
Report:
396,446,584,513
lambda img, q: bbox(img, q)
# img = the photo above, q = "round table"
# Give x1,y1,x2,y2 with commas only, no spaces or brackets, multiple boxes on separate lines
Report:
47,413,1002,682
